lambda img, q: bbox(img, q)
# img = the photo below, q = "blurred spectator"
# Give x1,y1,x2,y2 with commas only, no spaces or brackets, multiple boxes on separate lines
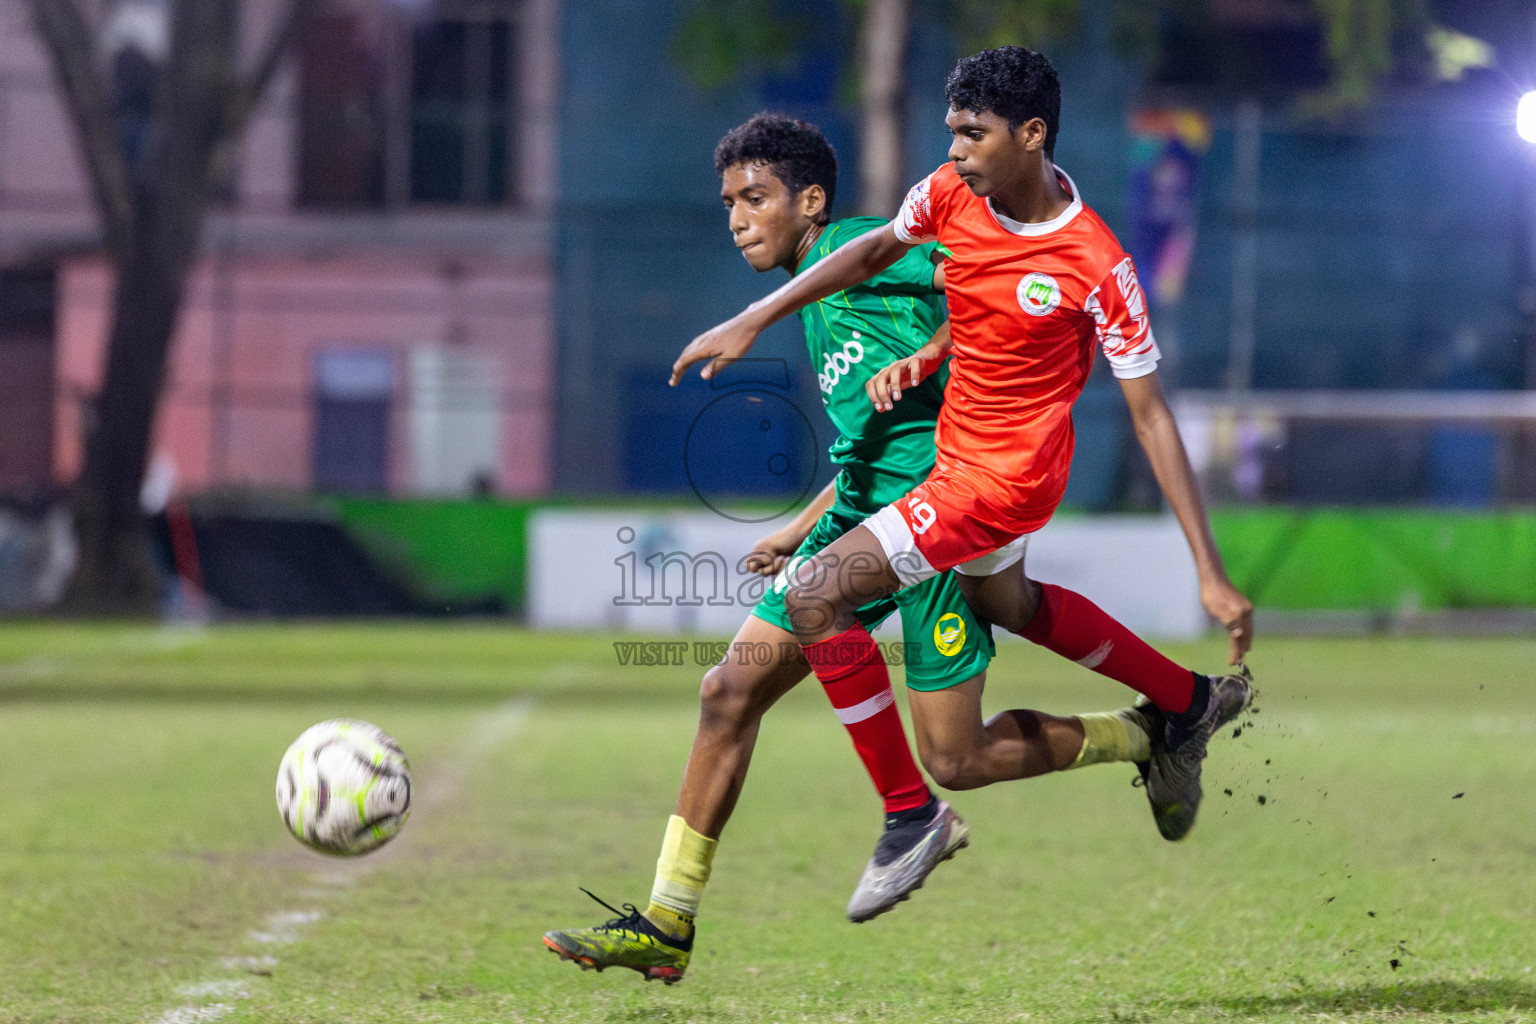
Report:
104,0,168,172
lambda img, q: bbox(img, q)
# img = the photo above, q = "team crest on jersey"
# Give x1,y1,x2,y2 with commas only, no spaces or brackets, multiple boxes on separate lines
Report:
934,613,966,657
1016,272,1061,316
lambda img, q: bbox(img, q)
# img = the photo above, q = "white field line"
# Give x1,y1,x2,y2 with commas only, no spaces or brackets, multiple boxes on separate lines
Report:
218,956,276,974
175,981,249,999
247,909,322,945
426,695,537,804
151,1006,234,1024
145,696,535,1023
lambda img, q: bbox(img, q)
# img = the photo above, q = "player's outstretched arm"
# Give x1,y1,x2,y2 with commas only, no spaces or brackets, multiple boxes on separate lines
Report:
867,321,952,412
1119,371,1254,664
670,224,915,385
743,479,838,577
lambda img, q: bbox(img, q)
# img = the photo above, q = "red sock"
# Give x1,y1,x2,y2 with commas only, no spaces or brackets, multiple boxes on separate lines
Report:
1021,583,1196,713
803,624,932,814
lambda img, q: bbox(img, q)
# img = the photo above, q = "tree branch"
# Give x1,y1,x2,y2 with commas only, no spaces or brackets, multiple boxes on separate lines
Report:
25,0,133,255
227,0,317,136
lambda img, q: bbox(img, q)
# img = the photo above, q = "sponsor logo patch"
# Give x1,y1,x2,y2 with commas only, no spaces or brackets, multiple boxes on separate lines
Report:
817,338,866,395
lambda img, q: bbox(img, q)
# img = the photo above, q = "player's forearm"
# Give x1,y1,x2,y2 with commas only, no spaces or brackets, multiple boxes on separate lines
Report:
739,226,909,330
787,480,838,541
922,320,954,361
1122,378,1229,581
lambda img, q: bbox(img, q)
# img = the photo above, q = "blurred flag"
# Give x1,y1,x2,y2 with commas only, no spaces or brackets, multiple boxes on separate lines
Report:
1127,110,1211,306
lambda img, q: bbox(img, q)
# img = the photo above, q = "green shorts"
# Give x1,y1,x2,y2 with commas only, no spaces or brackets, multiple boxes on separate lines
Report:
752,505,994,691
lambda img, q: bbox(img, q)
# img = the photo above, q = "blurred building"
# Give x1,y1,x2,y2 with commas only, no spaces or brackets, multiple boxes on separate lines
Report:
0,0,1530,509
0,0,558,498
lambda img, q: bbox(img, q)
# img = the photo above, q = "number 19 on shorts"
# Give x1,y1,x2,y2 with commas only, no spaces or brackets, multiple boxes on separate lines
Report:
908,499,937,535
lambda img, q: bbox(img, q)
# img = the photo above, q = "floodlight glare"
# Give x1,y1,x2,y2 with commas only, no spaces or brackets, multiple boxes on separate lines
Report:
1520,91,1536,145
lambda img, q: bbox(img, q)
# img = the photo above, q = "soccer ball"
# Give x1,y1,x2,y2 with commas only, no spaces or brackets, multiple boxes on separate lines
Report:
276,719,412,856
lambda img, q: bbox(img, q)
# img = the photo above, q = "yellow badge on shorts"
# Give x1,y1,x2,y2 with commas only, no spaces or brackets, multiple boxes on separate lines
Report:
934,613,966,657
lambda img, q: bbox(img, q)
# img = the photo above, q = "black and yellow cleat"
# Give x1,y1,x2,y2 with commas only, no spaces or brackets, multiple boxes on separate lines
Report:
543,889,692,985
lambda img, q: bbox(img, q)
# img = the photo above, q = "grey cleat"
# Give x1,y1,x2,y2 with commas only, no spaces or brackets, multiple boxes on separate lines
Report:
846,800,968,923
1144,666,1254,842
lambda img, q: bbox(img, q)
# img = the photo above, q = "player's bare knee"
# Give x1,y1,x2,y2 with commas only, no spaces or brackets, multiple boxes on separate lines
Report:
783,581,843,640
697,665,755,731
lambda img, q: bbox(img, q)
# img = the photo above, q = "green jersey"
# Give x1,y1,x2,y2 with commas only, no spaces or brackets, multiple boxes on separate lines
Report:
796,217,947,515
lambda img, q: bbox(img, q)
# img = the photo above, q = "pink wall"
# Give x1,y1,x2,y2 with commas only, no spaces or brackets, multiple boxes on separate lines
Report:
4,0,562,500
55,253,554,497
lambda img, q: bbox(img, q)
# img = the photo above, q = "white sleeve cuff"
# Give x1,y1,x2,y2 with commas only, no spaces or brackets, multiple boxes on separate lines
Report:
1110,354,1160,379
1107,331,1162,379
891,219,935,245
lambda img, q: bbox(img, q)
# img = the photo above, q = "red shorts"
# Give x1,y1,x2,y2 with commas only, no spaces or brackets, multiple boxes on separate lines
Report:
864,474,1053,588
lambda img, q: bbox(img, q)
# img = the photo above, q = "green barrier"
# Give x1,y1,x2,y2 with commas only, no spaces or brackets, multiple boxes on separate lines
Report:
1212,509,1536,610
333,498,545,614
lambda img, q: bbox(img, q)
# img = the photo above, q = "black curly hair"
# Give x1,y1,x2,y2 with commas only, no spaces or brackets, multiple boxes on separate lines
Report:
713,113,838,224
945,47,1061,157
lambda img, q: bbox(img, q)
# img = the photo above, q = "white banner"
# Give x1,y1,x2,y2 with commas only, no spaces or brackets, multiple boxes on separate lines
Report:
528,508,1205,639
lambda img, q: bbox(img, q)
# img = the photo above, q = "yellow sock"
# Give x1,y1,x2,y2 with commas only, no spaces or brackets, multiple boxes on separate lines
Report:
645,815,716,939
1067,709,1152,769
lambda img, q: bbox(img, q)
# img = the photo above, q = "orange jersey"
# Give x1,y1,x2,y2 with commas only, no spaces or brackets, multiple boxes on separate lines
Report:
893,162,1160,534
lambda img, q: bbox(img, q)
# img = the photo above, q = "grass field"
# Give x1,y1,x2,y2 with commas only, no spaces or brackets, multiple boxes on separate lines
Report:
0,623,1532,1024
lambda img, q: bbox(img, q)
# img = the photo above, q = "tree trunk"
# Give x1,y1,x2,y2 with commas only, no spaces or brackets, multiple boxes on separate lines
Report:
857,0,912,217
63,203,210,614
60,0,236,615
